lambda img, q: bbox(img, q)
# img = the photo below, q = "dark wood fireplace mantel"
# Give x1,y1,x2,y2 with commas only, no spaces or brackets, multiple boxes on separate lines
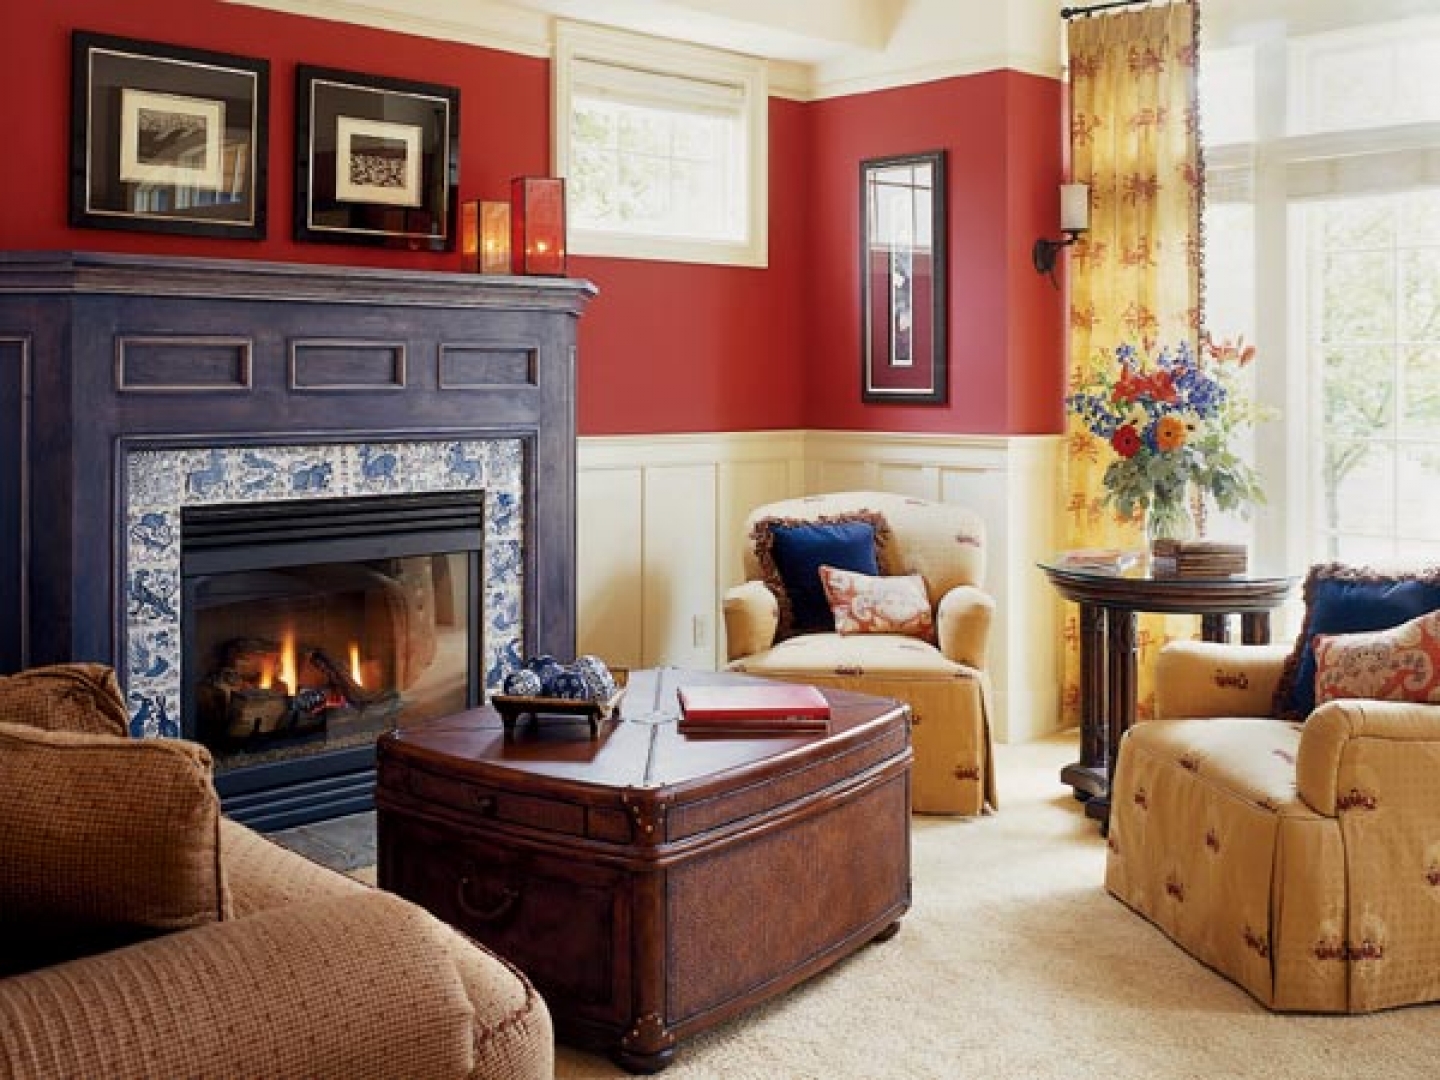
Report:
0,249,595,701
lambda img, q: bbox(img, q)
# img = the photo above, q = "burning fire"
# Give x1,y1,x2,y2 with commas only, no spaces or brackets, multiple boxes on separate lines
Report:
249,626,372,703
279,628,298,696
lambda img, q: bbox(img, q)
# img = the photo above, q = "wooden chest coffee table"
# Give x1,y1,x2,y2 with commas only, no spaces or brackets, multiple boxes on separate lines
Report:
376,668,912,1073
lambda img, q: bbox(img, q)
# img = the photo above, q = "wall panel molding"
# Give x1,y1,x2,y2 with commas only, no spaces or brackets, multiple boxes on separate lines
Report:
578,429,1063,743
0,336,29,671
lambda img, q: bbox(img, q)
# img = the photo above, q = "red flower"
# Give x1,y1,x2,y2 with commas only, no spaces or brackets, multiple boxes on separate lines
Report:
1111,424,1142,458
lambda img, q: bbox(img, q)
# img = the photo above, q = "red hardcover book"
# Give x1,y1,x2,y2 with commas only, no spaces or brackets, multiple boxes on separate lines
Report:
676,683,831,735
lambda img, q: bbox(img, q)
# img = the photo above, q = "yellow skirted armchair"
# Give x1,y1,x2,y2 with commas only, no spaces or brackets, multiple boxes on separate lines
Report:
722,492,996,815
1106,636,1440,1013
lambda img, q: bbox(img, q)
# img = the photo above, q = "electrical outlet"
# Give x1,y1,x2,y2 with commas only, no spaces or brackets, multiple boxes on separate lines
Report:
692,614,709,648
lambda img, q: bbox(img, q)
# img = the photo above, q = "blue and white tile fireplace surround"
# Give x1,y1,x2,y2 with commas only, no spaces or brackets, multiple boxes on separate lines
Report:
0,252,595,827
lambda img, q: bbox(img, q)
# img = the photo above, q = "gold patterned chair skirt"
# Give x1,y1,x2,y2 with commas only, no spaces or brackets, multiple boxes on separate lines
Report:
1106,641,1440,1013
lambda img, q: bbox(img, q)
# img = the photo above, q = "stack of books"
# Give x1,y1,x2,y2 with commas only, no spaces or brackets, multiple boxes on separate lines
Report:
1054,548,1143,574
1150,539,1248,579
676,683,831,736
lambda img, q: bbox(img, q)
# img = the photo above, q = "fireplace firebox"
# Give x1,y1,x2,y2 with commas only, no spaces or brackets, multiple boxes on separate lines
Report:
182,493,483,826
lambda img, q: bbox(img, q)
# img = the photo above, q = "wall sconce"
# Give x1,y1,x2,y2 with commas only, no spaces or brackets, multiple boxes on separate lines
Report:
511,176,567,276
460,201,512,274
1032,183,1089,280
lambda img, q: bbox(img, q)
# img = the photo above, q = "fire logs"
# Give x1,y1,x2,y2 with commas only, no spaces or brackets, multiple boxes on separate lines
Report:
199,637,400,747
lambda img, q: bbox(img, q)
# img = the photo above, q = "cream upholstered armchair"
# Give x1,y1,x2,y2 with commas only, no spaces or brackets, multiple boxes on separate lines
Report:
723,492,995,815
1106,563,1440,1013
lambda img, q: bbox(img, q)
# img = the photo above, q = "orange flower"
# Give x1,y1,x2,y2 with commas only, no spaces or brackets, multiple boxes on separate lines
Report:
1155,415,1188,451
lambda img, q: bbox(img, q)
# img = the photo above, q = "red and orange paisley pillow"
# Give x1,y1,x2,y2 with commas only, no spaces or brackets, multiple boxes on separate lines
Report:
1313,609,1440,706
818,566,934,639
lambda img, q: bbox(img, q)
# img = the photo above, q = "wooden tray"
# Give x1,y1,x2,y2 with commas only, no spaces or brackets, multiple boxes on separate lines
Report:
490,688,624,738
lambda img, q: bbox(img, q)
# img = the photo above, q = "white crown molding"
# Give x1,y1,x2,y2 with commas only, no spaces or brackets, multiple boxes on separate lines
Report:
806,49,1060,102
766,59,813,101
224,0,555,57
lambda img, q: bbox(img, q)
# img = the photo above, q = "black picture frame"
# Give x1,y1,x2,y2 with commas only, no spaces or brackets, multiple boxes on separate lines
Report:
294,65,459,250
70,31,269,240
860,150,948,405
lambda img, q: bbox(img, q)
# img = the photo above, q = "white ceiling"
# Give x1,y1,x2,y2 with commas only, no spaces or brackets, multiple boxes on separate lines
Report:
497,0,904,62
228,0,1440,98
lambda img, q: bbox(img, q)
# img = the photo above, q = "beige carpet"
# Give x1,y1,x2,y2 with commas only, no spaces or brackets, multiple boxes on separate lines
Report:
554,734,1437,1080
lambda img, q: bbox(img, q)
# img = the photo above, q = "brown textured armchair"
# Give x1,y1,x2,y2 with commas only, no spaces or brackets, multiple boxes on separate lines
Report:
0,664,552,1080
723,492,996,815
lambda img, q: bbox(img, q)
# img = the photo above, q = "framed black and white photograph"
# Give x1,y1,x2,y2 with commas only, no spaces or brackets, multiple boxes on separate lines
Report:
71,31,268,239
295,65,459,250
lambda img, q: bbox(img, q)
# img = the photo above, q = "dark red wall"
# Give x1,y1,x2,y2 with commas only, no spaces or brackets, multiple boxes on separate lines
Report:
571,97,811,435
0,0,1063,437
805,72,1066,434
0,0,549,269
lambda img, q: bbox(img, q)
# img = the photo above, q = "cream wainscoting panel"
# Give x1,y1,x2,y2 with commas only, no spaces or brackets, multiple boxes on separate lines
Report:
577,432,805,671
577,430,1062,743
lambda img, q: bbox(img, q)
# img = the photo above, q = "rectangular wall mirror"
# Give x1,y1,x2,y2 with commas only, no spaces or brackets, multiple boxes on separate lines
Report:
860,150,947,404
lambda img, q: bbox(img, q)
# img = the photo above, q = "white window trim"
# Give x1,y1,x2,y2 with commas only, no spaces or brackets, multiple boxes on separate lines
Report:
1206,26,1440,573
552,20,769,268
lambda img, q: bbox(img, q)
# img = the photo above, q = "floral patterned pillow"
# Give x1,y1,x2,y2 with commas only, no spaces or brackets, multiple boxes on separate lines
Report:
818,566,934,639
1313,609,1440,706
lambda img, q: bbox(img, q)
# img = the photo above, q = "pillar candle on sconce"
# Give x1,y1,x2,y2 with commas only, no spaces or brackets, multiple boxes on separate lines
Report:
511,176,567,276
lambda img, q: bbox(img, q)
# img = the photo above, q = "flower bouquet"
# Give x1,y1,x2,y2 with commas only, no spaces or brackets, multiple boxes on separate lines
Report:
1066,336,1267,543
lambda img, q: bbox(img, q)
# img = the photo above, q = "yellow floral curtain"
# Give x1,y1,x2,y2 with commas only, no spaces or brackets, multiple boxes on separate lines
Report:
1061,1,1201,727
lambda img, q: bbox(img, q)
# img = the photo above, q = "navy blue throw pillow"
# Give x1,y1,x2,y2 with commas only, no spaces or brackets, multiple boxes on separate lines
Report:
1275,563,1440,721
752,512,889,638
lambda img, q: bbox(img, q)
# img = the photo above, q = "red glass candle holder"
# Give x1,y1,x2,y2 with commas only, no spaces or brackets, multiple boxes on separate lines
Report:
461,201,512,274
511,176,567,276
460,200,481,272
480,201,511,274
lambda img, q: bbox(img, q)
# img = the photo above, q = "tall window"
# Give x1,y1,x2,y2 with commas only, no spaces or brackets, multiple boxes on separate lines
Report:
553,21,768,267
1201,11,1440,567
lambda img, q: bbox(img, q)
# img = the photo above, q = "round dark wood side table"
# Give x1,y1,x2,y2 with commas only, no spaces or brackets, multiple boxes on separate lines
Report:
1039,560,1297,832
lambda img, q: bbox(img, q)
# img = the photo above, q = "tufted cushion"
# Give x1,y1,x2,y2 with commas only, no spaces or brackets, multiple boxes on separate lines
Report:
751,512,890,638
0,662,130,736
1313,609,1440,706
1273,563,1440,722
819,566,934,639
0,723,228,975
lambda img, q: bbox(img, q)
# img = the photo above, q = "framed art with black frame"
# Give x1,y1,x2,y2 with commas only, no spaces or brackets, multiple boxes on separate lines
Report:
70,31,269,239
860,150,948,404
295,65,459,250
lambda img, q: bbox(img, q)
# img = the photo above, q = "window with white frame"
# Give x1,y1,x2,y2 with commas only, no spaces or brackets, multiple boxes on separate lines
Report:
1201,11,1440,569
553,21,768,267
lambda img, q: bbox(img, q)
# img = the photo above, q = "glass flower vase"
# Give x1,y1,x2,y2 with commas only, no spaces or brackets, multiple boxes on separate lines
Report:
1146,484,1196,548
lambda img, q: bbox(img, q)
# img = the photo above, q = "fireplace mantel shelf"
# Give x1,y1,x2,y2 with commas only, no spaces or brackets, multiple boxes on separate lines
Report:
0,251,597,313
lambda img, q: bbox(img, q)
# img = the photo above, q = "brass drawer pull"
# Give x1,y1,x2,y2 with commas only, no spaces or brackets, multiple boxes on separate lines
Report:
457,876,519,923
472,793,497,815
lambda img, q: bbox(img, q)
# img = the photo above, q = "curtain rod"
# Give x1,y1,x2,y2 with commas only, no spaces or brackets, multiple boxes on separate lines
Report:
1060,0,1166,20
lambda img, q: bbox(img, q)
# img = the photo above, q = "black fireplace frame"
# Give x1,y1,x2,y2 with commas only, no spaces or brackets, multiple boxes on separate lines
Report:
0,251,595,829
182,492,484,828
